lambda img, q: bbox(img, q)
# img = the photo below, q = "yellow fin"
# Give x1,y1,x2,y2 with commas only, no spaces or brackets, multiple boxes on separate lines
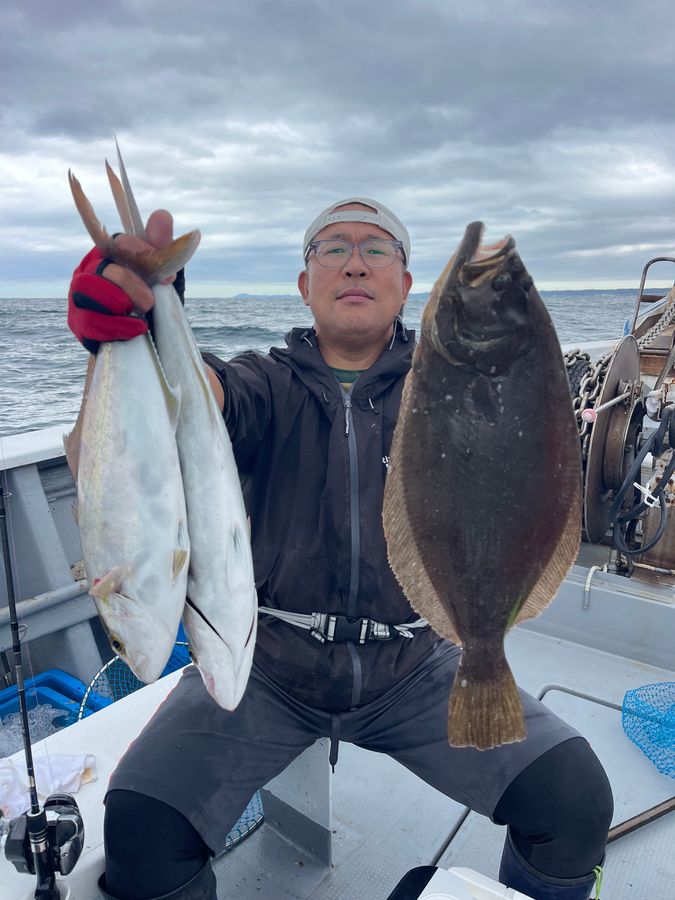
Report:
106,159,136,236
172,548,189,580
68,170,114,254
90,566,129,599
115,138,147,238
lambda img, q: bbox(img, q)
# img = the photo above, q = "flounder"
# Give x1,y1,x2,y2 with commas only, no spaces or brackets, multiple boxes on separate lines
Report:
383,222,581,750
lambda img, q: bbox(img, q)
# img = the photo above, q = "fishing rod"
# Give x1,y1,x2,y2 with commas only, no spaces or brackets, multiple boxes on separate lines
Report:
0,470,84,898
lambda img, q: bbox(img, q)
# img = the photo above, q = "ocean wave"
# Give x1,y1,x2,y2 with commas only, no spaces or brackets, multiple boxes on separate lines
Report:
0,292,637,437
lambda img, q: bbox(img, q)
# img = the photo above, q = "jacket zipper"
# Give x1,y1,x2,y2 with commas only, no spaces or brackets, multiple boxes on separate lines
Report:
341,389,363,707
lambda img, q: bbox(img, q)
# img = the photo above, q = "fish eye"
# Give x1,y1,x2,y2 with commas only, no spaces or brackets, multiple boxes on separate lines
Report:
492,273,512,291
111,637,125,655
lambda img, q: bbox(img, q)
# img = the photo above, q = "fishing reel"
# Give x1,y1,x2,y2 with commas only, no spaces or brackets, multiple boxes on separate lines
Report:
4,793,84,881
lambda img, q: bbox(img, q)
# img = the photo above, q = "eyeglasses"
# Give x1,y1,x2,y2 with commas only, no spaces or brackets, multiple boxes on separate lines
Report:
307,239,404,268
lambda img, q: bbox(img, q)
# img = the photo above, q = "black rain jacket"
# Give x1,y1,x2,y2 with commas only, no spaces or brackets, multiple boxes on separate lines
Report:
204,324,441,711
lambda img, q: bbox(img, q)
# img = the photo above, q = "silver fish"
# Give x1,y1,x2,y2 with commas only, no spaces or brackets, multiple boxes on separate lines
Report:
64,338,190,683
105,146,257,710
65,168,200,682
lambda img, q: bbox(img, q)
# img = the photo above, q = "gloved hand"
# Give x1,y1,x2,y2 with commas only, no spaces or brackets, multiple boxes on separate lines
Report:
68,247,149,354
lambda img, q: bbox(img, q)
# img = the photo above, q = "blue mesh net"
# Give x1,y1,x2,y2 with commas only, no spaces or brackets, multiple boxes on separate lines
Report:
622,682,675,778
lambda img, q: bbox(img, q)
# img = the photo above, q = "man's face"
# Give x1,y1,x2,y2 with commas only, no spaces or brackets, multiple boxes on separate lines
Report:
297,204,413,346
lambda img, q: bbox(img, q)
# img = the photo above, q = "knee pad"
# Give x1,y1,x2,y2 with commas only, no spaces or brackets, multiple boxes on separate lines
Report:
493,737,613,878
104,790,209,899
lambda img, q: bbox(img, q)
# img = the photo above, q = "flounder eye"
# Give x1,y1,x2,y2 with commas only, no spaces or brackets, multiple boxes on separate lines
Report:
492,273,512,291
111,637,125,655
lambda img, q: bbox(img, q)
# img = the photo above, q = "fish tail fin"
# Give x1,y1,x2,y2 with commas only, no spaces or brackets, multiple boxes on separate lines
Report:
447,651,526,750
68,170,114,254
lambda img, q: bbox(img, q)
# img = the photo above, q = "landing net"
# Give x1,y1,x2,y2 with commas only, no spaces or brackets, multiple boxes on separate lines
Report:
622,681,675,778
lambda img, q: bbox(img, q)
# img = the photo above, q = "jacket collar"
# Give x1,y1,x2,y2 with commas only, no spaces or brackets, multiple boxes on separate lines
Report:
270,322,415,404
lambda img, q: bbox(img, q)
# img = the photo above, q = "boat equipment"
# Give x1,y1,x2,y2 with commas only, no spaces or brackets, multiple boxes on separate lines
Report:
565,257,675,577
1,472,84,897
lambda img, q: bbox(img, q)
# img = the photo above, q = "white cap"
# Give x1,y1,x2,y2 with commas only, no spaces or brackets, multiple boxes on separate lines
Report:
303,197,410,265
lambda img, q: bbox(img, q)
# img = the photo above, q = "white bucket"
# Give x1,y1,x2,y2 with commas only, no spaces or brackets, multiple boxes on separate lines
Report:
416,867,534,900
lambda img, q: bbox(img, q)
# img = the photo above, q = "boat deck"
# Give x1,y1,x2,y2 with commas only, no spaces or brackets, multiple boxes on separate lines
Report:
1,401,674,898
2,624,672,899
210,627,675,900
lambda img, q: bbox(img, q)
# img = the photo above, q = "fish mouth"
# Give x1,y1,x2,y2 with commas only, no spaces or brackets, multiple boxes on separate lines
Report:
447,222,516,287
432,222,532,373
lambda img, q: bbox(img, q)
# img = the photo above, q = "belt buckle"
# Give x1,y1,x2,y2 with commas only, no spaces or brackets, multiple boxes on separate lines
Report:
327,615,369,644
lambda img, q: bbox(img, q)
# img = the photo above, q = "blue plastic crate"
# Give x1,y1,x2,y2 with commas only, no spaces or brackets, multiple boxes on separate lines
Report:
0,670,89,736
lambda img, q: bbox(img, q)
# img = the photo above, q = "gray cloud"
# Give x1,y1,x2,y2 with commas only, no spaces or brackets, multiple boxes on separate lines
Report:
2,0,675,295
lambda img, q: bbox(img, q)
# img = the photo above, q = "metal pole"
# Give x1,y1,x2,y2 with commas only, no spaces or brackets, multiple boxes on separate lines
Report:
607,796,675,844
0,472,59,898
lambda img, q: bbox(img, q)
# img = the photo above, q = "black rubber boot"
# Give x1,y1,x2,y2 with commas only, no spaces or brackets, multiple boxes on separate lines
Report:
499,830,601,899
98,859,217,900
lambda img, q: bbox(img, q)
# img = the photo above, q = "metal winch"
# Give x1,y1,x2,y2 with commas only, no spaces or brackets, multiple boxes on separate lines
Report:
565,255,675,578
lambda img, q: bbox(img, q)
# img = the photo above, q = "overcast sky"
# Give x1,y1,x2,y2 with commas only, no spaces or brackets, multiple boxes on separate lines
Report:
3,0,675,297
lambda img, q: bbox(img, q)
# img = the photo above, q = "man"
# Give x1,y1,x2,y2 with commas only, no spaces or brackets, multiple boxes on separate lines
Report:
67,199,612,900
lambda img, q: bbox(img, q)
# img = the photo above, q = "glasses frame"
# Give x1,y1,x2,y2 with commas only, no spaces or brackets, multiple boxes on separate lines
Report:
307,238,405,269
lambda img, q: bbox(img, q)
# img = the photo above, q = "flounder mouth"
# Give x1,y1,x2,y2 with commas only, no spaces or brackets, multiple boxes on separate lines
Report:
431,222,533,373
447,222,516,289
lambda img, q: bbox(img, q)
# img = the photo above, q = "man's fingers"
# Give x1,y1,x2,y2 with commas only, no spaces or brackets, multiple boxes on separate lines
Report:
146,209,174,248
102,262,155,313
146,210,177,284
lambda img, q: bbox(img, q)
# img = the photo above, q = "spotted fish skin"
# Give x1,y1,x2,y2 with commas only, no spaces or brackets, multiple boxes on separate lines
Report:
383,222,581,750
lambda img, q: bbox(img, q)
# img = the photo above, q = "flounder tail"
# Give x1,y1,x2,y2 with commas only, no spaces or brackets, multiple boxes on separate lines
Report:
447,648,526,750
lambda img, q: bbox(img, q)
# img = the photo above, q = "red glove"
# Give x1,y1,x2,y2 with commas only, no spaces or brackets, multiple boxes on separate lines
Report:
68,247,149,354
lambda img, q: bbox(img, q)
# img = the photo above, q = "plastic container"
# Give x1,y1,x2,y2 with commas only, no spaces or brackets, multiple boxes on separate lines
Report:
388,867,533,899
0,669,88,726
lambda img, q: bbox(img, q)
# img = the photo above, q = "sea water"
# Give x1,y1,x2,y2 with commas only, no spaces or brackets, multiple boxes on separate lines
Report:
0,290,644,439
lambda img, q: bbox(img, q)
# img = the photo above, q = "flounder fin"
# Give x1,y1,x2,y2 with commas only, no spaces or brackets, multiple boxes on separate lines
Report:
68,170,114,254
513,477,582,626
63,354,97,483
383,374,461,644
